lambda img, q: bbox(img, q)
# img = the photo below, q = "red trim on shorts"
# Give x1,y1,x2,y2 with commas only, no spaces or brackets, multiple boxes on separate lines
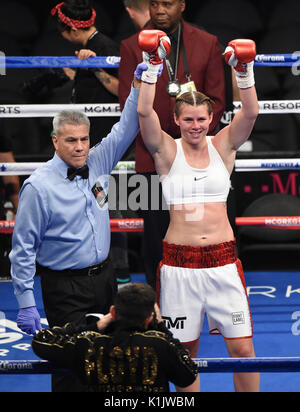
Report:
180,338,200,345
162,240,237,269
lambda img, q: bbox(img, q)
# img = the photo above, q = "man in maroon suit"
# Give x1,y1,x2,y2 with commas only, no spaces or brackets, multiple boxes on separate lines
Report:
118,0,226,289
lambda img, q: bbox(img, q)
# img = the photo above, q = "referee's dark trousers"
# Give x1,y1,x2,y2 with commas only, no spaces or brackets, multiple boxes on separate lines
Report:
37,258,117,392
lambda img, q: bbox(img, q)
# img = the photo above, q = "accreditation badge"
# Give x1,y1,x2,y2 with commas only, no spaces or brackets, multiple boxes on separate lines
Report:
177,81,197,97
92,181,108,208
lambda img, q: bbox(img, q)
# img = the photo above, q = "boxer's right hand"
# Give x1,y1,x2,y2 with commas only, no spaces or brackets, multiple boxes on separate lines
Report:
138,30,171,83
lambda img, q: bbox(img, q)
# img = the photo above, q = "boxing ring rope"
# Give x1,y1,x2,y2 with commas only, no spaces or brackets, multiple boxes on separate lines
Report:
1,54,299,380
1,158,300,176
1,216,300,234
0,101,300,118
1,53,299,68
236,216,300,229
1,357,300,375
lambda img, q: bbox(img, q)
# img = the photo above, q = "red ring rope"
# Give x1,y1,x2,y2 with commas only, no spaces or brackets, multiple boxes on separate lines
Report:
1,217,300,234
235,216,300,230
110,218,144,232
0,219,145,234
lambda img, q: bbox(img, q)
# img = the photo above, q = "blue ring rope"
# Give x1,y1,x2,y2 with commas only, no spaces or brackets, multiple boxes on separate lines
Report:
3,56,121,69
0,54,298,69
1,357,300,374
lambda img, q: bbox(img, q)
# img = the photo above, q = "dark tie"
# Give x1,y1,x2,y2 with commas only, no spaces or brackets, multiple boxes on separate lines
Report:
67,165,89,181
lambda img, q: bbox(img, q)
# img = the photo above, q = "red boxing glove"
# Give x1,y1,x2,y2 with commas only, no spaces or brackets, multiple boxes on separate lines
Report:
137,30,171,83
224,39,256,89
224,39,256,71
138,29,171,65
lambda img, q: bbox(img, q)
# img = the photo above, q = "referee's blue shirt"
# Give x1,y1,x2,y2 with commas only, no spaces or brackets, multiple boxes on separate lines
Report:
10,86,140,309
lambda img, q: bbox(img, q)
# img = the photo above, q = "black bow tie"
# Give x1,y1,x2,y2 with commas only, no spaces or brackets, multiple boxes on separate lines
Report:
67,165,89,181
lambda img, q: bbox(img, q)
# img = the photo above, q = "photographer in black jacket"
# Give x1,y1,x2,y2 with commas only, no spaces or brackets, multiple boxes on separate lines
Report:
32,283,198,392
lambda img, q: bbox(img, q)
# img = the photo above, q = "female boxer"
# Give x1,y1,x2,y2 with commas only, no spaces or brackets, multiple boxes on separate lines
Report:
137,31,260,392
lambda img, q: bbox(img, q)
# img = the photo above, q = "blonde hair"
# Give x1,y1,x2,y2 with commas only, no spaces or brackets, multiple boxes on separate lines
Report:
174,91,214,117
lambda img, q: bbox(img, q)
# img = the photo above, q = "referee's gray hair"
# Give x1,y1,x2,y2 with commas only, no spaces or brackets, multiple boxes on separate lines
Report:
53,110,90,136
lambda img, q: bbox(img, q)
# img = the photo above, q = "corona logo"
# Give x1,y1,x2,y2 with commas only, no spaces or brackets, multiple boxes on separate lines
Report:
255,54,285,63
106,56,121,66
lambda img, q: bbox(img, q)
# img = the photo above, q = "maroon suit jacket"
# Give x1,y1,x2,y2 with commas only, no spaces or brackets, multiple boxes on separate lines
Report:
118,20,226,173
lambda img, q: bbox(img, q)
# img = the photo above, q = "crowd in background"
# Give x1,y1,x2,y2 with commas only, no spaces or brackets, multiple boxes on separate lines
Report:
0,0,299,275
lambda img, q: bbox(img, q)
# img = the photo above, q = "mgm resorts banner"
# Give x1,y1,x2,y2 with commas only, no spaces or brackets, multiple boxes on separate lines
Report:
0,100,300,118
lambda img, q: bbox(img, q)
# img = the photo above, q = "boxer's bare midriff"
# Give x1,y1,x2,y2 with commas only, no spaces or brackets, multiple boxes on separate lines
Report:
164,202,235,247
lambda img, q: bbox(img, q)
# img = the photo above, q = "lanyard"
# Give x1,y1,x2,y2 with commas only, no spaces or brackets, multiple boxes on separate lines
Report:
165,23,181,82
165,22,191,83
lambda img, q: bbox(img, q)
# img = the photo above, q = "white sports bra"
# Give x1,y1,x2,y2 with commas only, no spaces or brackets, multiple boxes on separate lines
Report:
160,137,231,205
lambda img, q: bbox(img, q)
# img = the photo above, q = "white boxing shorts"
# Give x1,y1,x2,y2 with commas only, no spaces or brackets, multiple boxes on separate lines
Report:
157,240,253,343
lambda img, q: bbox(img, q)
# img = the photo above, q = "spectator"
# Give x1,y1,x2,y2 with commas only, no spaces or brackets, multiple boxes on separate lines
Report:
51,0,120,146
123,0,151,30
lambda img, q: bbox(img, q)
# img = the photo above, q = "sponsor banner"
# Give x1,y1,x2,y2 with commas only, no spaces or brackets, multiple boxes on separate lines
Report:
0,101,300,118
0,104,121,118
234,100,300,114
255,53,299,66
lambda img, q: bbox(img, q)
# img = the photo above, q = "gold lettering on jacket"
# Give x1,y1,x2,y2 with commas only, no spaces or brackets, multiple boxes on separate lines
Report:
84,345,159,387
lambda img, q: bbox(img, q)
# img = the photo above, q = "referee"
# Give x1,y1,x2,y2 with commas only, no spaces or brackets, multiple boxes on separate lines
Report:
9,72,141,392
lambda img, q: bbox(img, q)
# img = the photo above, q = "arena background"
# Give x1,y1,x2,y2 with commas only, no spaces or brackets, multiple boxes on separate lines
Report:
0,0,300,273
